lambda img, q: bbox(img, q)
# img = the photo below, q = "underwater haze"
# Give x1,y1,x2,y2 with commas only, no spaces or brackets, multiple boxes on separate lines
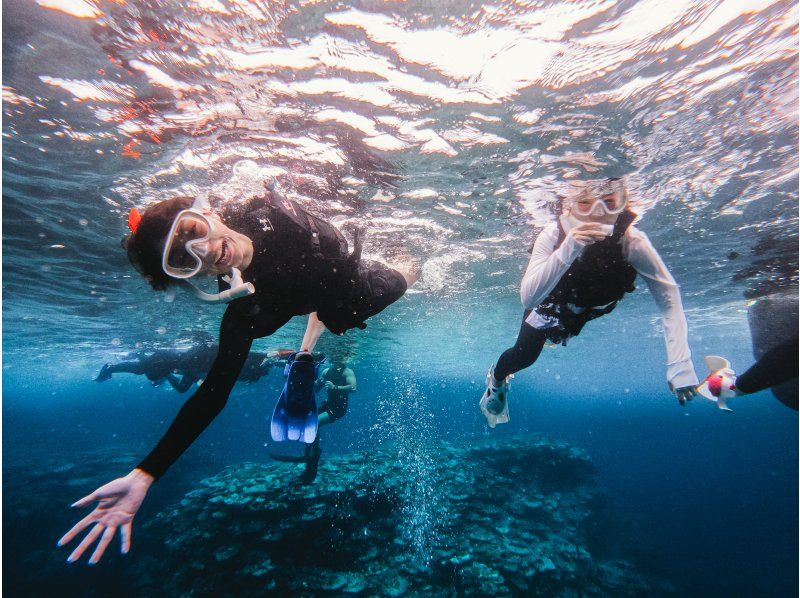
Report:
3,0,798,596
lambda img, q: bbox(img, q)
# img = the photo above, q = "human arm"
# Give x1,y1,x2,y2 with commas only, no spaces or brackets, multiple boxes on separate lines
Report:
520,221,607,309
315,366,330,391
136,309,253,478
624,228,699,402
58,309,253,564
301,312,326,352
339,368,357,393
58,468,154,564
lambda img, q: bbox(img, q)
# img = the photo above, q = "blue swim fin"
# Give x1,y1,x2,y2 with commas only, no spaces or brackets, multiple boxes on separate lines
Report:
270,351,323,444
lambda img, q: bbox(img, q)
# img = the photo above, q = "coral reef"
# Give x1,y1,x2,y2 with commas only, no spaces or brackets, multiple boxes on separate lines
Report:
132,436,668,596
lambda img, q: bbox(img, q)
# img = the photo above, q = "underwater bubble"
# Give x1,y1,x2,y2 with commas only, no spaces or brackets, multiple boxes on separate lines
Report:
156,327,167,334
111,338,121,346
79,218,89,226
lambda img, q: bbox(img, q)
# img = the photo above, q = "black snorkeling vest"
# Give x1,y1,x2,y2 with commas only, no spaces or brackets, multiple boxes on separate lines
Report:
536,210,637,336
222,193,362,305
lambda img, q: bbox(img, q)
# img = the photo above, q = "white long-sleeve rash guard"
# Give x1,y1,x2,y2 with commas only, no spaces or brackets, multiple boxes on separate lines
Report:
520,215,699,389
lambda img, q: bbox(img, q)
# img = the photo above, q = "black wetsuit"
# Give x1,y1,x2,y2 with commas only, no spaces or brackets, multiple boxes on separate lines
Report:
137,194,406,479
319,367,353,422
109,346,271,387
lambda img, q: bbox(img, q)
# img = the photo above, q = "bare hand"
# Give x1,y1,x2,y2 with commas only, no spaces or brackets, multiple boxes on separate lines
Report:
58,468,154,564
672,384,698,406
324,381,336,390
569,222,611,246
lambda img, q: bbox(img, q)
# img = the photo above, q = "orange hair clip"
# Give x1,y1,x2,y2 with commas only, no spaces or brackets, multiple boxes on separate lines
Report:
128,208,142,234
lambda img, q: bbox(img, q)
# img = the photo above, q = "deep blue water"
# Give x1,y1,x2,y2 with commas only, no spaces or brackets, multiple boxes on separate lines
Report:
4,306,797,595
3,0,798,595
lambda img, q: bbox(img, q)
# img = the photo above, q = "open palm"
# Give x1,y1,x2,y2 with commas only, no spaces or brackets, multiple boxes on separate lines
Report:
58,469,153,564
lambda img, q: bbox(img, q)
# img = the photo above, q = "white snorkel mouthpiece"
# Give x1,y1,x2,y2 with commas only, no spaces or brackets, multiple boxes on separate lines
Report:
185,268,255,304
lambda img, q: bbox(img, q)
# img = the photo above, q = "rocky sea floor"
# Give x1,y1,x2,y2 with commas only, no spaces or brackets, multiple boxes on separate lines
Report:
5,437,671,596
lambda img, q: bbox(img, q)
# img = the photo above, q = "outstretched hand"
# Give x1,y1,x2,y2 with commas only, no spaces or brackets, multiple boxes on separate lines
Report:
58,468,154,564
671,384,698,406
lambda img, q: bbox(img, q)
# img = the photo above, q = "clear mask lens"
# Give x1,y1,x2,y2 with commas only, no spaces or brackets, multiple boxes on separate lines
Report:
163,210,214,278
570,180,627,217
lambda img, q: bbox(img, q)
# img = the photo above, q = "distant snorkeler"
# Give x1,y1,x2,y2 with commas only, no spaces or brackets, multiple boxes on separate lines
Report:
480,177,699,427
307,354,357,482
268,351,357,484
58,181,419,565
95,345,294,393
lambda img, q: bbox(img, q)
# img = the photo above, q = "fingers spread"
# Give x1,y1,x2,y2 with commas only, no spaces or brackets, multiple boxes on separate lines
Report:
67,523,104,563
89,526,117,565
58,511,97,547
120,523,133,554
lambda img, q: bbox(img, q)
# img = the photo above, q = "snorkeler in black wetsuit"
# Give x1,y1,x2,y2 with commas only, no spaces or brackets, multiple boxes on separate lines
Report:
58,185,419,565
317,358,357,426
95,345,291,393
296,357,357,484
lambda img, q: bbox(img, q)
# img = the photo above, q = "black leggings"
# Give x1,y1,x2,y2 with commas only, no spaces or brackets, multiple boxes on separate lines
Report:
494,314,549,381
736,336,798,395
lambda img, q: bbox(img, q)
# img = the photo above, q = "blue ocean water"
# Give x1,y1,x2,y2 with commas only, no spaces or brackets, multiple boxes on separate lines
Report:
3,0,798,595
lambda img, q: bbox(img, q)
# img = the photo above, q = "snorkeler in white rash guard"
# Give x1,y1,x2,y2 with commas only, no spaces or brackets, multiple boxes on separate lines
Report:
480,178,700,427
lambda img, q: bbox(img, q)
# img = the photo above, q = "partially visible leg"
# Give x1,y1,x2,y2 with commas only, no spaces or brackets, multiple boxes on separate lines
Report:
481,317,549,421
110,361,148,375
95,360,147,381
386,254,421,287
301,436,323,485
301,312,327,352
317,396,348,428
494,319,549,381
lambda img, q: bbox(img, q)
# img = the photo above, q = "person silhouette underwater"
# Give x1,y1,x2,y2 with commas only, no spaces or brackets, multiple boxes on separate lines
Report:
58,184,419,564
479,177,699,427
95,345,292,393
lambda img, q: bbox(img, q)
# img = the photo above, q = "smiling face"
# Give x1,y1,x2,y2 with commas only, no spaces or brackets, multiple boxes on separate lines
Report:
166,211,253,277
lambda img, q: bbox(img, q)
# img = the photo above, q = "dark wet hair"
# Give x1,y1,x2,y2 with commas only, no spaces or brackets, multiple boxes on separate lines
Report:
123,196,194,290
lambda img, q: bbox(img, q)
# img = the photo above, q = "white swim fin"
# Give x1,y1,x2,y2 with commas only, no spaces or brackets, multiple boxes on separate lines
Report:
479,368,510,428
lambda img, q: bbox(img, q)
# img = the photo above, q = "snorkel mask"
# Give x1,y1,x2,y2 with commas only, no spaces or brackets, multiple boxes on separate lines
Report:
566,178,628,234
569,178,628,218
130,197,255,304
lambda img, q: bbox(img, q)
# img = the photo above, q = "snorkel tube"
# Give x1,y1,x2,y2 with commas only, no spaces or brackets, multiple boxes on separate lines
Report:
185,268,255,304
